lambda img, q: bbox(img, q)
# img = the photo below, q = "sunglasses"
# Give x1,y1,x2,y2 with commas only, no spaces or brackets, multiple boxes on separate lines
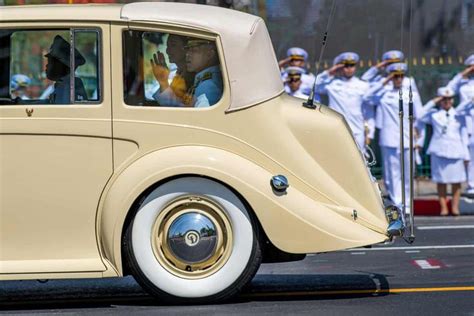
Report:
442,97,454,101
288,78,301,83
343,63,356,68
393,74,404,79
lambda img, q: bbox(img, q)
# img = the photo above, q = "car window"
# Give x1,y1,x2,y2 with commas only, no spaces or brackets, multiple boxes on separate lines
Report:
0,29,100,105
123,30,223,108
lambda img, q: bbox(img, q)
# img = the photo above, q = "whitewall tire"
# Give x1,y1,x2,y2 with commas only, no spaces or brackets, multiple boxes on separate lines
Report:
123,177,262,303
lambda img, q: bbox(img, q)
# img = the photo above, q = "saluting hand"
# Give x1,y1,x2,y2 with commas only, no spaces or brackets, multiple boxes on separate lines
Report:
432,96,444,104
328,63,344,76
278,56,292,68
382,73,394,85
375,60,390,69
461,65,474,78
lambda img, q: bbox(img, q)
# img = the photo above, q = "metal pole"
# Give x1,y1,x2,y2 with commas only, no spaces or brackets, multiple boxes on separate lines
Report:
399,89,406,219
408,87,415,243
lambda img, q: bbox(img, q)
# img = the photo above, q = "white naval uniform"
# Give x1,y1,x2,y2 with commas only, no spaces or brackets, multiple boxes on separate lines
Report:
418,101,470,183
315,71,370,150
282,71,315,96
287,87,309,100
361,66,420,131
447,75,474,191
363,82,422,212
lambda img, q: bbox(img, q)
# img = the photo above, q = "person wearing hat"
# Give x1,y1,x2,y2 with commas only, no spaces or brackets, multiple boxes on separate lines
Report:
279,47,316,96
361,50,421,142
417,87,470,215
315,52,370,150
446,54,474,195
45,35,88,104
283,66,308,99
151,34,195,106
10,74,31,100
363,62,423,214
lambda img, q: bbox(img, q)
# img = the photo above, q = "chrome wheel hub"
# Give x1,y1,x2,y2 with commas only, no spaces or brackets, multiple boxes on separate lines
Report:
167,212,218,264
151,196,233,279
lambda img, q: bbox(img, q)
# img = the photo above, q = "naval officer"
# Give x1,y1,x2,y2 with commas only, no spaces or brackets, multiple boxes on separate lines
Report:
315,52,370,150
279,47,316,96
446,55,474,194
283,66,309,99
361,50,420,141
363,63,423,213
418,87,470,215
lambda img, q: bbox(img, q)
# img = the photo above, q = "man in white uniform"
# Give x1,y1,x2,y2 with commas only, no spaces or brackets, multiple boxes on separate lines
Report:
315,52,370,151
361,50,420,142
283,66,309,99
363,63,423,214
279,47,316,97
447,54,474,194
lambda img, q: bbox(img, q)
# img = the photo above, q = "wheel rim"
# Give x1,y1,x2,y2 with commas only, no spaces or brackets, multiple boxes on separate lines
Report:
151,195,233,279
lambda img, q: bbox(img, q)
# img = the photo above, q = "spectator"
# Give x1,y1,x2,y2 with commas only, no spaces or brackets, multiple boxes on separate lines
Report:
417,87,470,215
10,74,31,100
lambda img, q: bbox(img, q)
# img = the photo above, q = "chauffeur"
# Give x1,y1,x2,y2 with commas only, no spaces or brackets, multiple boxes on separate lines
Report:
446,54,474,194
45,35,88,104
315,52,370,151
279,47,316,96
363,63,423,214
418,87,470,215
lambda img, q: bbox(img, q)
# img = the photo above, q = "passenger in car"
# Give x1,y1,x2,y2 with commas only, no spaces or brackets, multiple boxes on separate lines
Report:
184,39,223,107
45,35,88,104
151,34,195,106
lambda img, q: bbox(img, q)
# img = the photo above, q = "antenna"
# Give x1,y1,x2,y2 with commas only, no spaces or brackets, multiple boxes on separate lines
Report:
303,0,337,109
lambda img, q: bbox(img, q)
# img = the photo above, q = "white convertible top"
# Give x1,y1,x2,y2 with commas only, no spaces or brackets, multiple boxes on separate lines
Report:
121,2,283,111
0,3,284,111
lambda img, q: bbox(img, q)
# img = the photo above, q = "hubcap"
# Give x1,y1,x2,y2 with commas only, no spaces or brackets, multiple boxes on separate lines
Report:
151,196,233,279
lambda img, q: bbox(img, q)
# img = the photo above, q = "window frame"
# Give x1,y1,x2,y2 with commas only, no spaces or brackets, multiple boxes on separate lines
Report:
0,27,103,106
121,26,227,110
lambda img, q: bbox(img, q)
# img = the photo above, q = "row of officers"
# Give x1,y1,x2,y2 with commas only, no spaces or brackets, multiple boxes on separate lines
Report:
280,48,474,215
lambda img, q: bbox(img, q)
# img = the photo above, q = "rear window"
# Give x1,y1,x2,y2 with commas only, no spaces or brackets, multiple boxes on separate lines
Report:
0,29,100,105
123,30,223,108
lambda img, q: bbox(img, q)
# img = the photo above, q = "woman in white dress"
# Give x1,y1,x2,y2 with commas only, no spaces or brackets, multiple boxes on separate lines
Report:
418,87,470,215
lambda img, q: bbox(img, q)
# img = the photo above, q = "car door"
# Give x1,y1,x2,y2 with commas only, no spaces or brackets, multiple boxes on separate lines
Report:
0,23,112,274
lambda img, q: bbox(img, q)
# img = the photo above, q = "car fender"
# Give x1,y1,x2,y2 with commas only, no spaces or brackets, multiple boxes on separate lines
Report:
98,145,387,275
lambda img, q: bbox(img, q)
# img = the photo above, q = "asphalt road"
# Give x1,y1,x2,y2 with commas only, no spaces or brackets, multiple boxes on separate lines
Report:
1,216,473,315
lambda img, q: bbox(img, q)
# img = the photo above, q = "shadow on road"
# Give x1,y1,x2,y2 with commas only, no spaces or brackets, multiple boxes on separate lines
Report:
0,273,392,310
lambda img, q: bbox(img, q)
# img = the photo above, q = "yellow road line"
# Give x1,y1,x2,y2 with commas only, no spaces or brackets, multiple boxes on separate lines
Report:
245,286,474,298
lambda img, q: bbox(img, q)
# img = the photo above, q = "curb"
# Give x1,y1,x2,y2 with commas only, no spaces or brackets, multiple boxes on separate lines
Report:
414,197,474,216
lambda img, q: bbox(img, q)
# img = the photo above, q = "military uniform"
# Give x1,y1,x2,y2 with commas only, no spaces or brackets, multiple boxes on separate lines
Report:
418,87,469,184
316,52,370,150
283,66,309,99
447,54,474,192
363,63,422,212
191,65,223,107
361,50,420,138
281,47,316,96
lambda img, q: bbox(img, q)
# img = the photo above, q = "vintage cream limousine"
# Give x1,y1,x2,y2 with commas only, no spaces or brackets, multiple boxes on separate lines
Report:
0,2,404,303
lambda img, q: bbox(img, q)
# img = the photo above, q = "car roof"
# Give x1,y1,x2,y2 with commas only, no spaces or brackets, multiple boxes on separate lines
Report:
0,2,283,111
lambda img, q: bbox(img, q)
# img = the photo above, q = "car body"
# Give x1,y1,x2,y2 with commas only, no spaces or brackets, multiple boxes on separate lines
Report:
0,2,401,303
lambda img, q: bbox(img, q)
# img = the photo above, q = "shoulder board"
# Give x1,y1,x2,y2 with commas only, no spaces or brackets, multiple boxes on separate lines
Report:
200,72,213,82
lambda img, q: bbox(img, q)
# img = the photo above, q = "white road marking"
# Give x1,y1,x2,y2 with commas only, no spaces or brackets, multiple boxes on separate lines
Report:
345,244,474,251
405,250,420,253
417,225,474,230
350,252,366,255
414,260,441,269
